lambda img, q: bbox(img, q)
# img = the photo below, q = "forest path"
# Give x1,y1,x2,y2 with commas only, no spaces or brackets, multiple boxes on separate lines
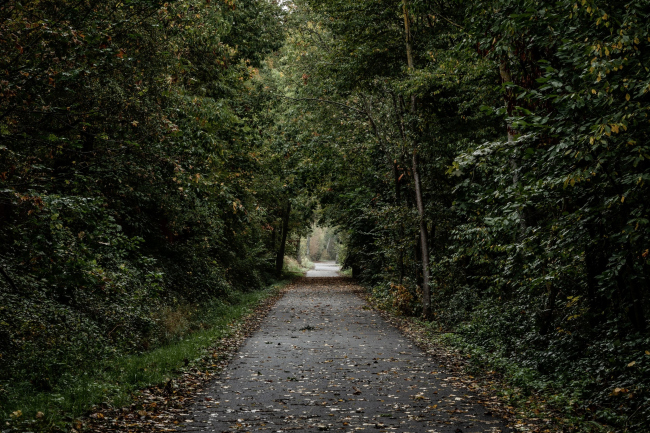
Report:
180,277,509,433
306,261,340,277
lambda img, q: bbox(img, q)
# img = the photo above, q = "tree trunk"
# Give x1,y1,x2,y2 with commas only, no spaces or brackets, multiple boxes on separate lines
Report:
403,0,431,317
413,151,431,316
499,59,526,235
296,237,301,265
275,200,291,278
394,161,405,284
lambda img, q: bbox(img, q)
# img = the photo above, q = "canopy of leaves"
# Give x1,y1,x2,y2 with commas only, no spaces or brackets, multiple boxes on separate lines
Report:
0,0,315,421
2,0,650,430
271,0,650,430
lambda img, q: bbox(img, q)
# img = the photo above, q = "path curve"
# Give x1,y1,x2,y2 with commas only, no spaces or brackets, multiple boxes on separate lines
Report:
181,277,510,432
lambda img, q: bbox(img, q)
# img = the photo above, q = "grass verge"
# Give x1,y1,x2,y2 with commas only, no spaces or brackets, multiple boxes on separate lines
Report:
283,256,313,277
363,289,616,433
2,281,289,433
338,267,352,277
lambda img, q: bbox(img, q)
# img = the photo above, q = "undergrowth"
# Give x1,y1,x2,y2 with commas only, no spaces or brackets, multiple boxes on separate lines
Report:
1,280,289,433
366,285,649,433
415,318,647,433
283,256,313,276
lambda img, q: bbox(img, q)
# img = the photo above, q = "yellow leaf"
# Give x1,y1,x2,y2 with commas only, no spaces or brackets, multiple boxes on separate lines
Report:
626,94,631,101
11,410,22,418
628,361,636,367
592,89,596,94
621,196,625,203
645,350,650,355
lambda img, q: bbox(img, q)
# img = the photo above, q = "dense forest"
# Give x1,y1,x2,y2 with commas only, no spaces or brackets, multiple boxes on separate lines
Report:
1,0,649,431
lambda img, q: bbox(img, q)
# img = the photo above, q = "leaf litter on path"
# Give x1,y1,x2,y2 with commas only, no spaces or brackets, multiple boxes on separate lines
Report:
81,286,288,433
362,291,564,433
174,277,513,433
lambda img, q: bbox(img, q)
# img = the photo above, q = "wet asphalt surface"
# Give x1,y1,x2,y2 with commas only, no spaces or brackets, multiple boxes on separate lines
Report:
180,262,510,433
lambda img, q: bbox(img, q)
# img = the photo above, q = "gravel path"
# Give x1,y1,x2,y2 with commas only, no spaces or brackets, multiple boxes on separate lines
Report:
180,272,510,433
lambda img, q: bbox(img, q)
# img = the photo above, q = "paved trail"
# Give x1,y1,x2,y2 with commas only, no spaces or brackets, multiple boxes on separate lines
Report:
181,263,509,433
305,261,340,278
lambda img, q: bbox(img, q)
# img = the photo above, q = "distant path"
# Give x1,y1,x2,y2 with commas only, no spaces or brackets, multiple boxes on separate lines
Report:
306,261,340,278
181,277,510,432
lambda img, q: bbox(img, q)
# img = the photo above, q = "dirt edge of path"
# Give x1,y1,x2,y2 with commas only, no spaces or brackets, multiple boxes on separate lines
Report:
359,289,569,433
81,283,293,433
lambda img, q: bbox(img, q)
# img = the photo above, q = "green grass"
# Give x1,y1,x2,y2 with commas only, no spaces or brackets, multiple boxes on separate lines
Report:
283,256,313,277
2,282,288,432
338,267,352,277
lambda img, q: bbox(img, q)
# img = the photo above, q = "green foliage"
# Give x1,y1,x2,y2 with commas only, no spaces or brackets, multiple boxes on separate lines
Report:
275,0,650,430
2,0,650,430
283,256,311,277
0,0,294,425
3,284,281,432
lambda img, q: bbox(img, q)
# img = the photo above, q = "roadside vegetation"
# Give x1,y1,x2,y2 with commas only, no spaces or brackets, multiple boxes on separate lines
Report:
4,283,285,432
272,0,650,431
2,0,649,432
0,0,314,429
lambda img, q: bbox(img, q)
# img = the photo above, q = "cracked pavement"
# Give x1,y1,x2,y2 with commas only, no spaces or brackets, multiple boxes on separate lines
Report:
180,263,510,433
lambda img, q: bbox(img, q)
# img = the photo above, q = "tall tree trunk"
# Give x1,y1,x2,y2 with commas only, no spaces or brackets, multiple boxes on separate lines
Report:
296,237,301,265
499,59,526,234
403,0,431,317
275,200,291,278
413,151,431,316
393,161,405,284
305,234,311,260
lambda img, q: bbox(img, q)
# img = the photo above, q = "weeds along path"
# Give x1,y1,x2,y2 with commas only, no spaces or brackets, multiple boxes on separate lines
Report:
180,271,510,433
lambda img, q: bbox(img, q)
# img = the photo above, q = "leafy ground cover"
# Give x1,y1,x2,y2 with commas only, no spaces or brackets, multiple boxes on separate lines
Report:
365,294,608,433
1,276,305,433
3,0,649,431
269,1,650,430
